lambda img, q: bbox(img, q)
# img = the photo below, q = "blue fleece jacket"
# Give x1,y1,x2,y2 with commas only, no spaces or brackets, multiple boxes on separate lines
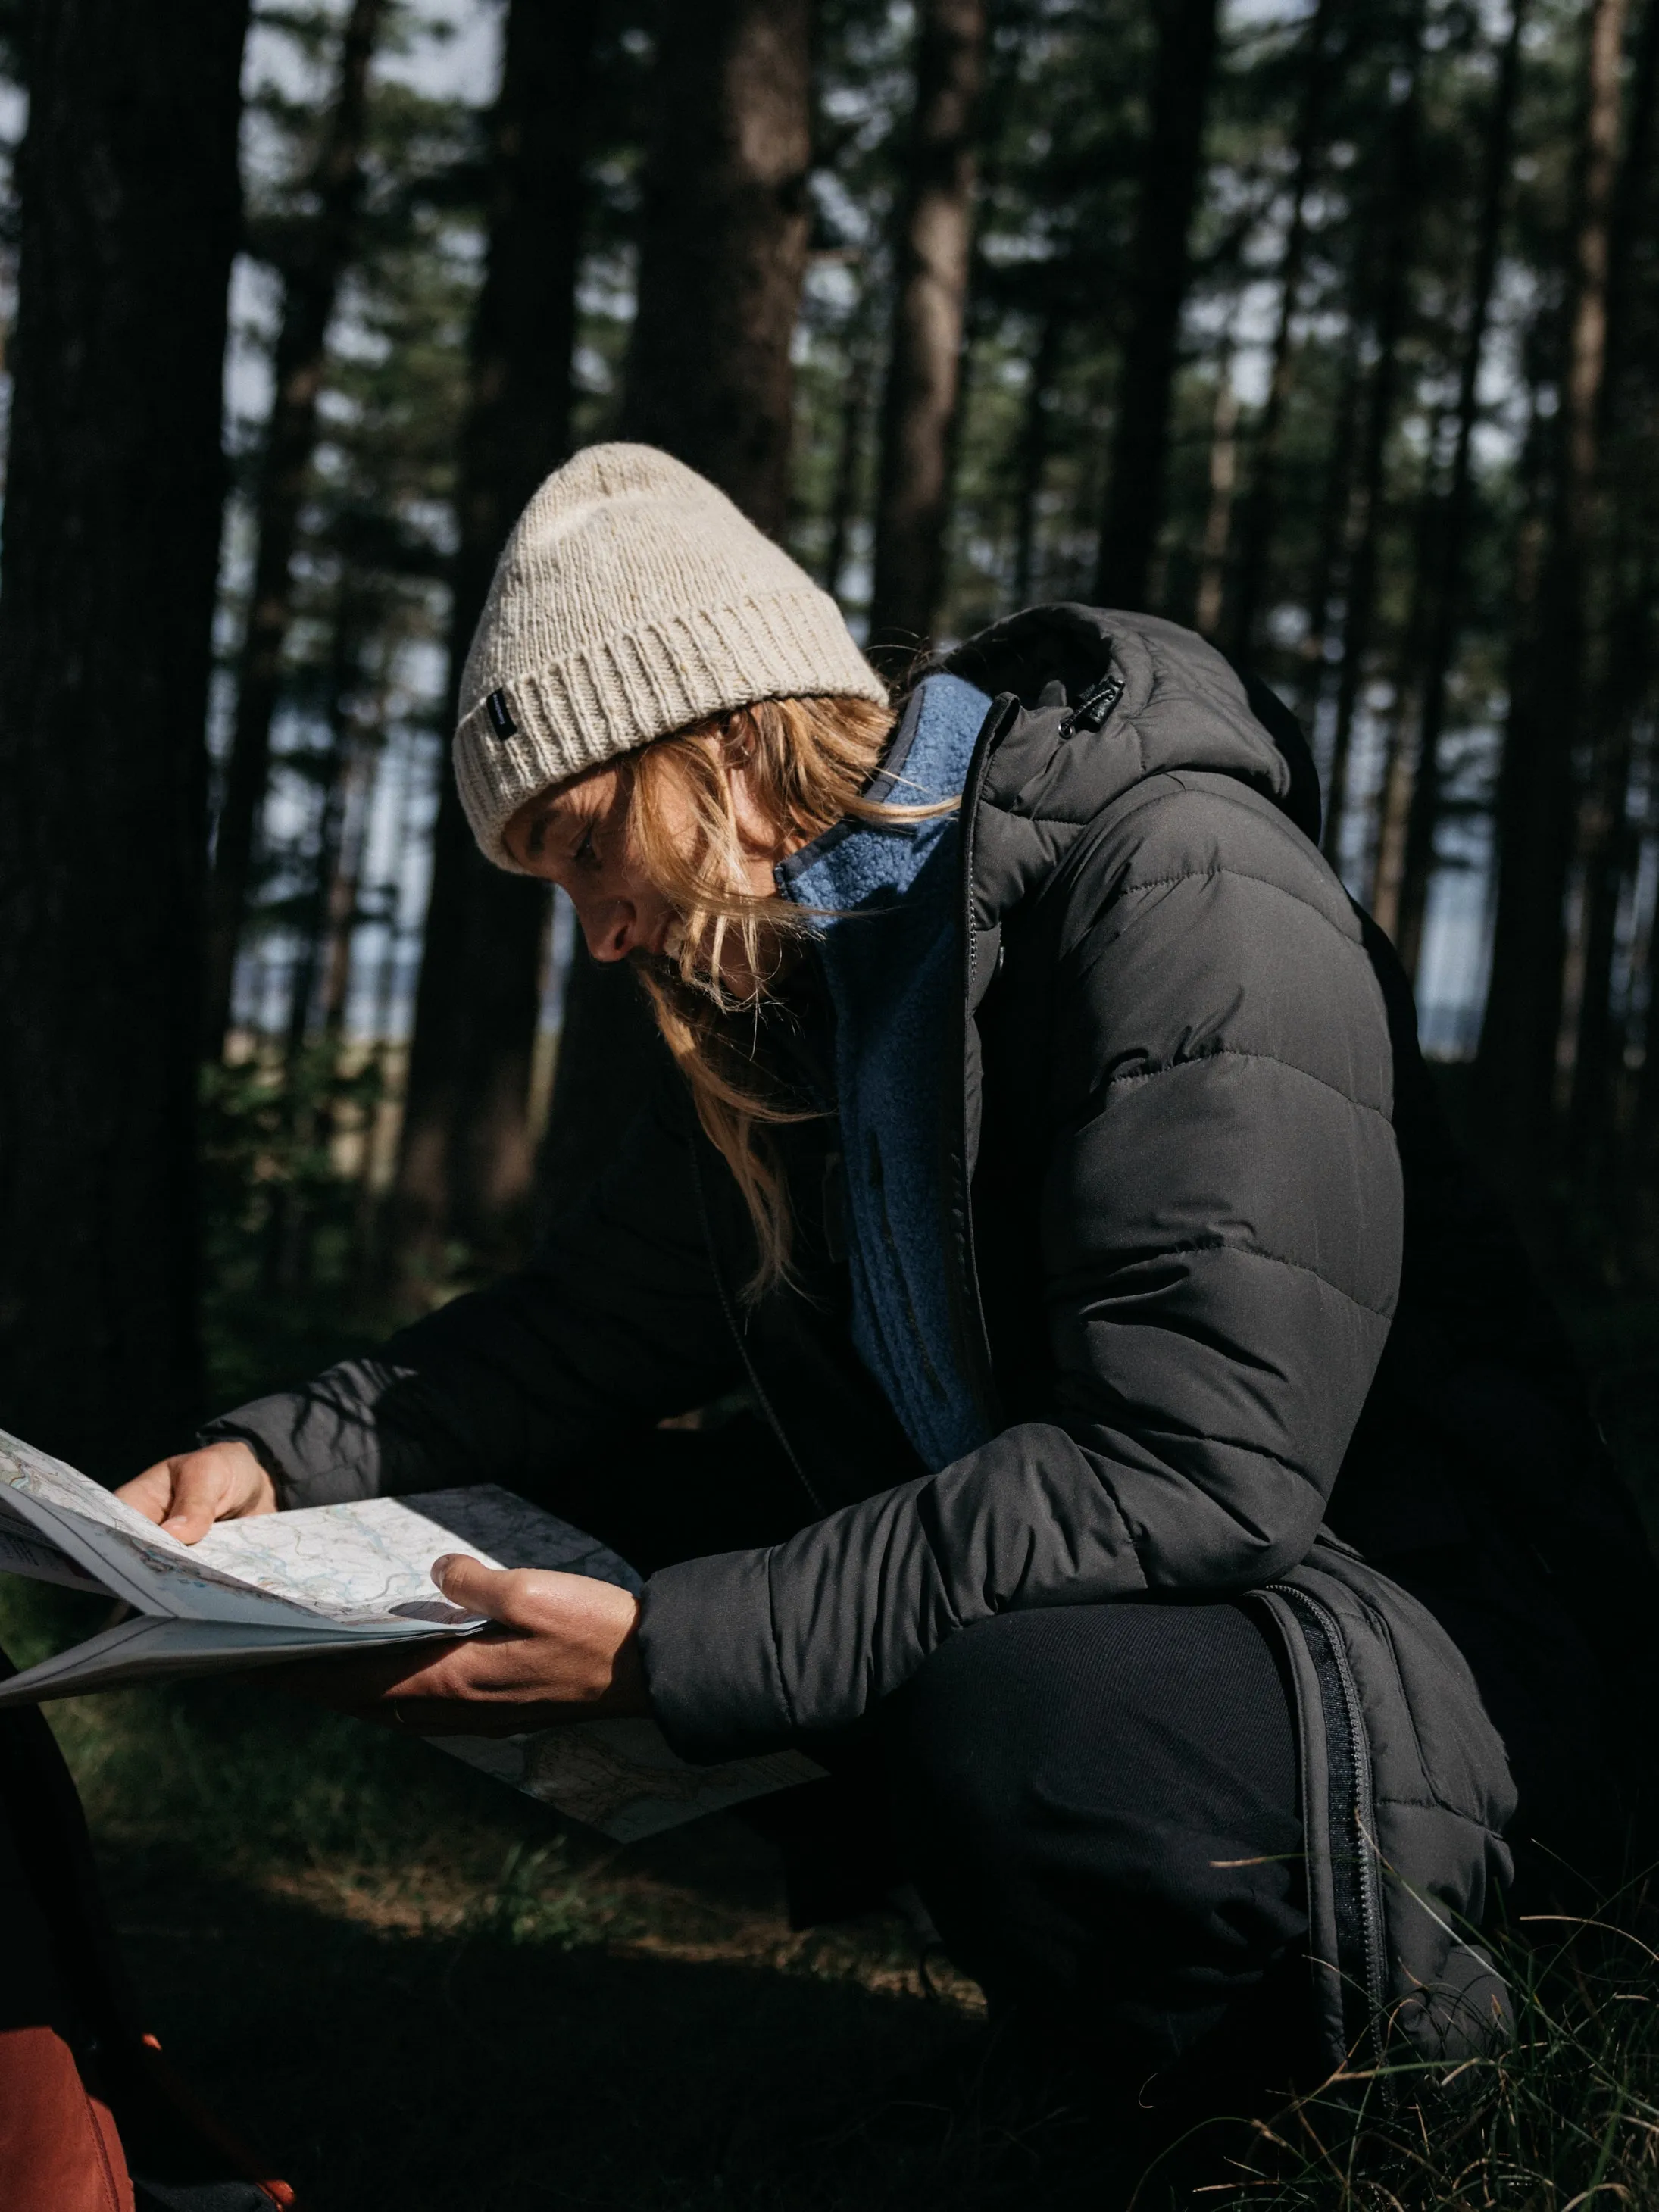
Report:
776,672,993,1473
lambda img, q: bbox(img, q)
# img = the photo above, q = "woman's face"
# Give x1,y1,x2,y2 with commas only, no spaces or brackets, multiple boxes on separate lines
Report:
501,754,792,966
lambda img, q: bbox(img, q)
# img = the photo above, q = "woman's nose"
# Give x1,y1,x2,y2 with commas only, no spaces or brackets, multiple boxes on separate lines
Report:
580,898,636,963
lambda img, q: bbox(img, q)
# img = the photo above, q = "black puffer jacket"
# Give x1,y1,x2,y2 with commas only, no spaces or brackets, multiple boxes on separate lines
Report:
212,609,1654,2069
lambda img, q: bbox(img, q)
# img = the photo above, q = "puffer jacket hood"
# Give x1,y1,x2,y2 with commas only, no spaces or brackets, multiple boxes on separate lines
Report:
948,605,1297,947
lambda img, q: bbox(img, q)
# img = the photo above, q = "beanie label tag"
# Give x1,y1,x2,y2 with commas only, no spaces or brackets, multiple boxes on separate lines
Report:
486,688,518,740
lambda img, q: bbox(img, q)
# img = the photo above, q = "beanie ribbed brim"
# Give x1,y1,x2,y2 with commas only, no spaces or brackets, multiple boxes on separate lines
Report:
451,443,890,869
456,585,886,870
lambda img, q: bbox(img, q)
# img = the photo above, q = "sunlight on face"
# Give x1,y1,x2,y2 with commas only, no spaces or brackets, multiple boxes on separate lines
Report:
501,748,798,969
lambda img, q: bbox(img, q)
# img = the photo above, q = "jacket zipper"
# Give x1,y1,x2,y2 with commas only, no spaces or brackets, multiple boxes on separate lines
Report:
686,1129,828,1520
950,694,1022,1431
1266,1582,1390,2073
951,662,1128,1410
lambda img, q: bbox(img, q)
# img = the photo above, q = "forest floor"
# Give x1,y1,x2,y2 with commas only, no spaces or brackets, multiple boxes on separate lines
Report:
5,1579,1079,2211
7,1289,1659,2209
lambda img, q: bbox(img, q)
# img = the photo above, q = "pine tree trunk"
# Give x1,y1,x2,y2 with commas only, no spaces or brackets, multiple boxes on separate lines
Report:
1195,355,1239,639
1092,0,1222,611
540,0,814,1213
1569,567,1648,1160
1222,0,1339,661
1013,303,1064,608
1320,1,1428,870
261,592,366,1295
353,733,421,1289
203,0,388,1058
283,596,366,1090
1475,0,1630,1202
620,0,813,535
1293,288,1367,727
824,295,874,600
1627,722,1659,1236
1394,0,1527,980
0,0,248,1472
1367,413,1448,936
320,710,382,1049
1567,0,1659,1156
389,0,599,1289
867,0,988,654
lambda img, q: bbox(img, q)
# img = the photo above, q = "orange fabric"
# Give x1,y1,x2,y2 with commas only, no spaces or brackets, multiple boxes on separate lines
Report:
136,2033,298,2209
0,2023,133,2212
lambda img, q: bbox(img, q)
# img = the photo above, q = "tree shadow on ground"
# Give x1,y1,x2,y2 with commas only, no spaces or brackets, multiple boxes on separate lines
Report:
103,1848,1137,2212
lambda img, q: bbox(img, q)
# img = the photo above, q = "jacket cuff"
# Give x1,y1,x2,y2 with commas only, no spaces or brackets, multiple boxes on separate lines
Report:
636,1548,795,1764
195,1417,294,1497
198,1391,382,1511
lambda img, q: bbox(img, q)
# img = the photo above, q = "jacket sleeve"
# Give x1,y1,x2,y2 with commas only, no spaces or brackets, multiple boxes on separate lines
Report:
202,1070,742,1509
639,780,1404,1759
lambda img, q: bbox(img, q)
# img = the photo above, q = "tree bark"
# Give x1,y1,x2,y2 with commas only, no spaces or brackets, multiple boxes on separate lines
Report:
320,706,382,1051
1092,0,1222,611
1222,0,1339,661
1195,353,1239,639
1368,411,1448,935
389,0,599,1289
620,0,814,536
1568,561,1649,1158
1292,281,1367,727
537,0,814,1215
262,599,364,1298
1320,0,1429,870
1475,0,1630,1201
282,729,349,1092
1567,0,1659,1155
1013,302,1064,608
1627,717,1659,1218
824,273,876,600
203,0,388,1058
0,0,248,1472
1393,0,1527,980
867,0,988,655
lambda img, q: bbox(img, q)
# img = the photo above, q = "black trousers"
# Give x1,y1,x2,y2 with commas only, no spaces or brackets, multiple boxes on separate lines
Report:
563,1422,1311,2082
879,1602,1308,2075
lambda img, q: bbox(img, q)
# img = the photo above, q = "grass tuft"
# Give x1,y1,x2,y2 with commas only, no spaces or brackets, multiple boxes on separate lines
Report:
1156,1910,1659,2212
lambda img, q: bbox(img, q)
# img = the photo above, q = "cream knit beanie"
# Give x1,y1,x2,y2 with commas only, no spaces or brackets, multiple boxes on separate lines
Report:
454,442,889,868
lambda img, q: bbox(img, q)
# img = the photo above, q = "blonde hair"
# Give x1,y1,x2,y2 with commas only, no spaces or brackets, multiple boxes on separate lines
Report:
618,692,949,1295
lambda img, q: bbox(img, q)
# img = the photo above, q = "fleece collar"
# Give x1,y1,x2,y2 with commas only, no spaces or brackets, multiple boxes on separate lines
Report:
775,673,994,1473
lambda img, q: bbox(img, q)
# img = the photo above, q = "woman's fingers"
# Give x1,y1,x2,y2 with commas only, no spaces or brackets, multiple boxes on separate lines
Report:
429,1556,626,1636
274,1563,648,1725
117,1462,180,1526
114,1442,277,1548
113,1442,278,1544
278,1630,581,1728
112,1454,224,1539
429,1552,516,1621
158,1457,239,1542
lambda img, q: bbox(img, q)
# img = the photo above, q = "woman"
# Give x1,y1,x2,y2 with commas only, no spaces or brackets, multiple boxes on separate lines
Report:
121,443,1653,2094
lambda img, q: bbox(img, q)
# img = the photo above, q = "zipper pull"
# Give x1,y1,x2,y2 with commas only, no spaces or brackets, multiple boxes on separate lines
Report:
1059,670,1124,736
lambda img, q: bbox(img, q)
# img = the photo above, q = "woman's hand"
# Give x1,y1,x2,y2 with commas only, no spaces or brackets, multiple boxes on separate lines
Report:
279,1555,648,1735
115,1440,278,1542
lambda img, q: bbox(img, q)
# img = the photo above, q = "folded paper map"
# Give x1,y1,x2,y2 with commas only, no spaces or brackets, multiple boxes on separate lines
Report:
0,1427,821,1842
